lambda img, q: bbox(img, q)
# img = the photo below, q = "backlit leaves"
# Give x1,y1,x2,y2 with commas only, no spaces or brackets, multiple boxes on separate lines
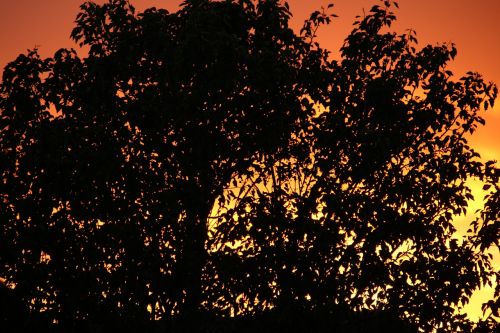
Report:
0,1,498,332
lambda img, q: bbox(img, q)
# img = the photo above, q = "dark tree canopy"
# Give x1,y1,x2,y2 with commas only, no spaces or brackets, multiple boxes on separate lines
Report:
0,0,498,332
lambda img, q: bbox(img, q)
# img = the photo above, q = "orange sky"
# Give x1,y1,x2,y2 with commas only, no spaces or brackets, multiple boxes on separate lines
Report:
1,0,499,323
1,0,499,159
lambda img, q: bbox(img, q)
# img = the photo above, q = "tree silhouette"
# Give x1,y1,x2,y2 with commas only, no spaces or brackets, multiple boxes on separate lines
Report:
0,0,498,332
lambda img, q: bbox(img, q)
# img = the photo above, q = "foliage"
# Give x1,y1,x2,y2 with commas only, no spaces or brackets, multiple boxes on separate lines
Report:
0,0,498,332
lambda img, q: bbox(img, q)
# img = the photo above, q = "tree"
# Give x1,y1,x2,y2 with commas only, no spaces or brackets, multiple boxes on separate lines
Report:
0,0,498,332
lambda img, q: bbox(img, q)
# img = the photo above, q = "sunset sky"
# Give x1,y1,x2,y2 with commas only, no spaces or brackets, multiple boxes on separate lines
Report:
1,0,499,160
1,0,499,322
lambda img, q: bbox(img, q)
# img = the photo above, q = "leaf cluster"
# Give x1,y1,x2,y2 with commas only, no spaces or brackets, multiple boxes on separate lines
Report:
0,1,498,332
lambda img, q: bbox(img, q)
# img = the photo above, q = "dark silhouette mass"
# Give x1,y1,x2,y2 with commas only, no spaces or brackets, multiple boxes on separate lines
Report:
0,0,498,332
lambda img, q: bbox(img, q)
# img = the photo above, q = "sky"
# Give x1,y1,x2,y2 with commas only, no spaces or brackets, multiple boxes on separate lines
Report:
1,0,499,160
0,0,499,323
